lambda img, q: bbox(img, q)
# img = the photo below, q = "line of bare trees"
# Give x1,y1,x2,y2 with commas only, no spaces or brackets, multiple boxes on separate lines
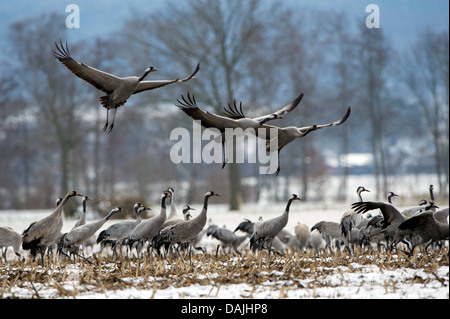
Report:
0,1,448,212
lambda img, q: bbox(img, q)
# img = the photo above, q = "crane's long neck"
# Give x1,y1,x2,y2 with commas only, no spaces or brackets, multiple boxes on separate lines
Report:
52,192,74,218
105,210,118,221
388,193,394,204
168,196,177,219
78,198,87,224
195,194,212,224
357,189,365,202
139,68,152,82
429,185,435,203
160,195,169,218
285,197,296,213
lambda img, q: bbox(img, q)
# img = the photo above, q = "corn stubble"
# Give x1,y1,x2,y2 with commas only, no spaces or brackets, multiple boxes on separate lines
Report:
0,247,448,298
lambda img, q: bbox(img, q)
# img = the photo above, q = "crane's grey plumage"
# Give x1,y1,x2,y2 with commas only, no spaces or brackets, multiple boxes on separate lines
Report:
51,40,200,133
182,205,195,221
128,191,171,257
159,187,184,229
152,203,195,254
234,217,284,251
72,196,91,229
432,207,449,224
166,187,179,222
310,221,341,251
402,199,429,218
309,229,326,253
21,190,85,265
250,194,301,255
259,106,351,175
176,92,304,168
96,203,146,256
207,224,248,255
234,219,256,235
397,210,449,256
180,205,205,253
177,92,303,129
351,199,407,249
73,196,96,252
160,191,220,263
0,226,23,261
293,222,310,252
341,186,370,238
59,207,122,255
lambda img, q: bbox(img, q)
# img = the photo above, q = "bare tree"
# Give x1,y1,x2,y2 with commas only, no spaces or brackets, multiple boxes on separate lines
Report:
356,27,390,199
8,13,87,214
272,9,336,200
122,0,286,209
329,12,359,201
401,29,449,194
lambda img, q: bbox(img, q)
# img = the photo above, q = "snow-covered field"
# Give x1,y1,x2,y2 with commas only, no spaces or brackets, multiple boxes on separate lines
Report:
0,199,448,300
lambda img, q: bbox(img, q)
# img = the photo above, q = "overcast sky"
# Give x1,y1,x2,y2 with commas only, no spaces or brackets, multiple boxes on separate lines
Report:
0,0,448,56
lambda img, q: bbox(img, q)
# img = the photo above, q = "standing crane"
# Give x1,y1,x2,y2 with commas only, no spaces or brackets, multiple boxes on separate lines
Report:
21,190,85,265
96,203,148,258
128,191,171,259
159,191,220,264
0,226,23,261
250,194,301,255
59,207,123,259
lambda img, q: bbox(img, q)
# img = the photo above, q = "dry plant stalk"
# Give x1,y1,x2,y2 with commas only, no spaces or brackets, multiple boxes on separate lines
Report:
0,246,448,298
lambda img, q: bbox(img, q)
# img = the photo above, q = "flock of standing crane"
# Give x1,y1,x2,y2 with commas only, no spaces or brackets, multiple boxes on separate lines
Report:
0,184,448,265
0,40,448,266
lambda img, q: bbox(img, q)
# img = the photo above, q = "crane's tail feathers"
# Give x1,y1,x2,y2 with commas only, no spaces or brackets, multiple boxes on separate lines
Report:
96,230,110,244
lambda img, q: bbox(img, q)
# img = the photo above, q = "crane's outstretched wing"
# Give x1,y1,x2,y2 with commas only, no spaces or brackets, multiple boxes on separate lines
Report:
297,106,351,134
260,106,351,152
351,201,404,228
253,93,304,122
222,93,304,122
175,92,241,130
51,40,123,94
134,63,200,94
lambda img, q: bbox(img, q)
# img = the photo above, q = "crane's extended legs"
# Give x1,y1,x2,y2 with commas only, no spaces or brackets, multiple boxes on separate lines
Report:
103,109,109,132
103,108,117,133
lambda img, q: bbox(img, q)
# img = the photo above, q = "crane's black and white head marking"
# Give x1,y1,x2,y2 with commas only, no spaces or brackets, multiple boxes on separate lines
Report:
357,186,370,194
139,205,150,212
206,191,221,197
139,67,157,81
272,113,283,119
